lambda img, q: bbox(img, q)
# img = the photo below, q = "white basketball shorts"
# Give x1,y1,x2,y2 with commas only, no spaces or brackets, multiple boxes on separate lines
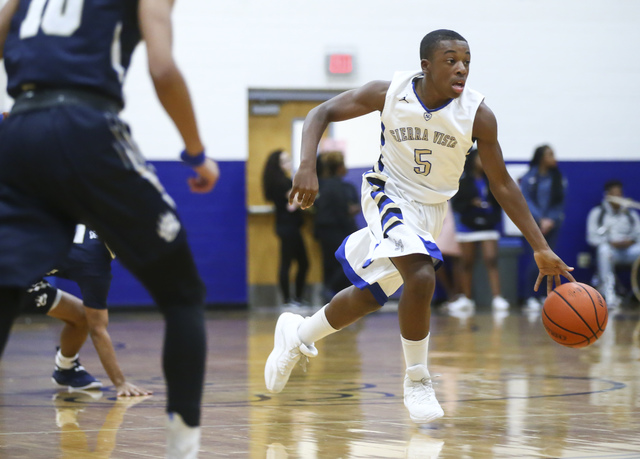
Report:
336,171,447,305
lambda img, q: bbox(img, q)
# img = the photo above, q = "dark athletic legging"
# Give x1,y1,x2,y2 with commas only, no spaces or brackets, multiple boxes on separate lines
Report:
133,244,207,427
276,226,309,303
0,288,22,358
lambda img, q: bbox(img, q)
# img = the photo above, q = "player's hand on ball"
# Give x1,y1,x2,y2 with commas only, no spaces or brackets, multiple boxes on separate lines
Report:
533,248,575,294
189,158,220,193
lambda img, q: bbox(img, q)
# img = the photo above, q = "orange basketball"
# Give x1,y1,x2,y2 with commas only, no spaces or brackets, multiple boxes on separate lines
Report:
541,282,608,348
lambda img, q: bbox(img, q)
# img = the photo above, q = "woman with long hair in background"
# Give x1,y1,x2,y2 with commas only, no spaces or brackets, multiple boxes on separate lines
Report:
263,150,309,307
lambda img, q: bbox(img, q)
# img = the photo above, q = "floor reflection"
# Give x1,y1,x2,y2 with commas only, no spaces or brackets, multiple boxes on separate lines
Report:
1,306,639,457
53,390,151,458
249,305,640,458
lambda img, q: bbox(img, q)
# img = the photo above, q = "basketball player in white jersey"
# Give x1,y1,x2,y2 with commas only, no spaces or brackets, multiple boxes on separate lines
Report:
264,29,575,423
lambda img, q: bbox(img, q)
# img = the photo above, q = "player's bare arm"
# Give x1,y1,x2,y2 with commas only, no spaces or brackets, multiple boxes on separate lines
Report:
0,0,19,59
139,0,219,193
291,80,390,209
85,308,152,397
474,101,575,292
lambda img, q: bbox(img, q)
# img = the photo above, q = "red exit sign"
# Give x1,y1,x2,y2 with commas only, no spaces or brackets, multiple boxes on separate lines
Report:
327,54,353,74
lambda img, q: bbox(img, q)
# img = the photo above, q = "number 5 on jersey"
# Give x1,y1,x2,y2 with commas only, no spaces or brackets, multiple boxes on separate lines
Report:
414,149,432,176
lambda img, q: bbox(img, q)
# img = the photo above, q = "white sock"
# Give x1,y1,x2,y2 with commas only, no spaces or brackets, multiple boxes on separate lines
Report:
401,334,429,369
56,349,78,370
297,305,338,346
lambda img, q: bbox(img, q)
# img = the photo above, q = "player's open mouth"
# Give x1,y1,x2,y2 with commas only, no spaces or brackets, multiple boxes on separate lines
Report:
452,82,465,93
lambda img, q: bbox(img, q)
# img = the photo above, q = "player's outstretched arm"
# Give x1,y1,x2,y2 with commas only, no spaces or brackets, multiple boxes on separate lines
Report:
138,0,219,193
0,0,19,60
85,308,153,397
474,102,575,293
291,80,390,209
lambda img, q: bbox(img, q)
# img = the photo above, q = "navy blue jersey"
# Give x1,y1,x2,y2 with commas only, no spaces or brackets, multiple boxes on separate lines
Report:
4,0,140,104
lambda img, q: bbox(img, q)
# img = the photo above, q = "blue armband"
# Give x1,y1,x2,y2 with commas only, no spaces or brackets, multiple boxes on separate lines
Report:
180,149,206,167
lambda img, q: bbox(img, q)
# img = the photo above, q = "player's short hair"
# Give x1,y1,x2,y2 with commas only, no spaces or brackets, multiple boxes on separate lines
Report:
604,179,623,192
420,29,467,60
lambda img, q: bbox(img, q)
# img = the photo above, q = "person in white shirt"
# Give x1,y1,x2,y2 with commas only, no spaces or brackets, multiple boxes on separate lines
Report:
587,180,640,308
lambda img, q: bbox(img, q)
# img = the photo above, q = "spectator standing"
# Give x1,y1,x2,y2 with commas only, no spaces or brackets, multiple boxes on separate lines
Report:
520,145,567,310
314,151,360,301
449,149,509,311
587,180,640,308
434,202,461,307
263,150,310,307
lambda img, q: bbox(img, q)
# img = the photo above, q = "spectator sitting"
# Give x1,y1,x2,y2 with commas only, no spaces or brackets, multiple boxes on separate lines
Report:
587,180,640,309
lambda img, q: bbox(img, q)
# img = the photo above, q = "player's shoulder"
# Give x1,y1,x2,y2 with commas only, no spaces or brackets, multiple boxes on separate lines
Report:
361,79,391,93
352,80,390,111
463,85,483,97
471,98,497,139
458,85,485,110
387,70,421,91
379,71,419,109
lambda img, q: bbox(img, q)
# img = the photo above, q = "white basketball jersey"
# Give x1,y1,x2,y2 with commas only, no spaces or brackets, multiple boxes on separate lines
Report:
377,70,485,204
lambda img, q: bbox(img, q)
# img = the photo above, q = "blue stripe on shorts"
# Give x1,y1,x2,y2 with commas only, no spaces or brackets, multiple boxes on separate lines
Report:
335,237,388,306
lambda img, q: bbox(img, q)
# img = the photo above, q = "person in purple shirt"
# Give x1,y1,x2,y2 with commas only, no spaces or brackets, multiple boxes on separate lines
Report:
520,145,567,310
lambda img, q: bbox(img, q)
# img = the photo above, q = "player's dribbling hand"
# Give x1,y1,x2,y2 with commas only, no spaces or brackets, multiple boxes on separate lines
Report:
188,158,220,193
116,381,153,397
533,248,576,294
289,166,318,209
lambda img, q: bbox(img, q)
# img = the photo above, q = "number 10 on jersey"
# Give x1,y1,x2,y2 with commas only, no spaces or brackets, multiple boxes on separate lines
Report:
20,0,84,38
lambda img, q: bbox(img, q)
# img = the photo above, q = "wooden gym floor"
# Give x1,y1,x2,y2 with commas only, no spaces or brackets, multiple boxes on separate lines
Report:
1,303,639,458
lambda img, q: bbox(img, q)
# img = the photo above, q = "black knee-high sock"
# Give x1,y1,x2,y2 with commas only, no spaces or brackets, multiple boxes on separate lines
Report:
162,303,206,427
0,288,22,358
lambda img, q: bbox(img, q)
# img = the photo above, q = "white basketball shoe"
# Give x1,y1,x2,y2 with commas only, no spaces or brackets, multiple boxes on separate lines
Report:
491,295,510,310
166,412,200,459
403,364,444,424
265,312,318,393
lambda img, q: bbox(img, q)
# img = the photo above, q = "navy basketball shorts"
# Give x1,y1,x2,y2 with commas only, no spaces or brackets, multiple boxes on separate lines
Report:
23,243,112,312
49,235,113,310
0,104,188,288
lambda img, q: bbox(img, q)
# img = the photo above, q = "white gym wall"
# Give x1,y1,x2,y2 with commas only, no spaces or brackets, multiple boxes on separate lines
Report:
2,0,638,164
